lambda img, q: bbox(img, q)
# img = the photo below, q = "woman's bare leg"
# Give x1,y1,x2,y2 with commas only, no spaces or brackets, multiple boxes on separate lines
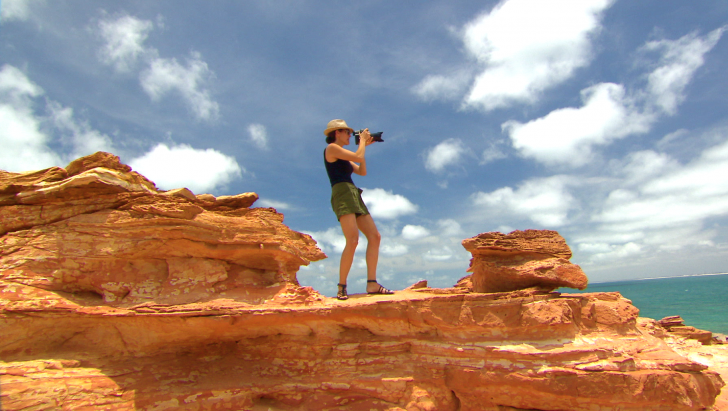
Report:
356,214,383,293
338,214,359,286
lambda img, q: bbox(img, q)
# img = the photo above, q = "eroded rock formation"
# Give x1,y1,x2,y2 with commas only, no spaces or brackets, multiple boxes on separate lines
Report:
0,152,325,307
0,153,725,410
462,230,588,293
659,315,715,345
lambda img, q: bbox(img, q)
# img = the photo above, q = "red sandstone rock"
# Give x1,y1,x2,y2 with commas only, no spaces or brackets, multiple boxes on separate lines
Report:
0,153,725,411
1,290,724,410
462,230,588,293
658,316,714,345
0,152,326,307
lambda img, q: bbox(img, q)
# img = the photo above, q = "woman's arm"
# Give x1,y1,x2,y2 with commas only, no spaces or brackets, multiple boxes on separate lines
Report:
325,129,373,164
352,158,366,176
326,142,365,163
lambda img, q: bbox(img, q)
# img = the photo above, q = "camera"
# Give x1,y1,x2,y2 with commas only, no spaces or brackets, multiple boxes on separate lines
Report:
354,130,384,145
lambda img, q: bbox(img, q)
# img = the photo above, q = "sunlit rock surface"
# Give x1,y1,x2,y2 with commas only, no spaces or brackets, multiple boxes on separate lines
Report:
462,229,589,293
0,152,725,410
0,152,325,307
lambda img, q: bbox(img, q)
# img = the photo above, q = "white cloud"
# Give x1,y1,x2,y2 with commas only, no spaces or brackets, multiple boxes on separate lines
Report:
381,242,409,257
471,175,576,227
412,69,472,102
0,65,125,172
579,242,643,263
619,150,680,186
414,0,614,111
46,101,116,160
140,53,220,122
503,83,653,167
0,65,62,171
402,224,430,241
257,198,291,210
481,140,508,165
644,27,726,115
502,29,725,168
423,245,454,262
97,14,155,72
437,219,463,237
595,139,728,232
360,188,418,220
425,138,466,173
248,123,268,150
0,64,43,102
129,143,242,194
0,0,44,22
96,14,220,122
307,227,346,254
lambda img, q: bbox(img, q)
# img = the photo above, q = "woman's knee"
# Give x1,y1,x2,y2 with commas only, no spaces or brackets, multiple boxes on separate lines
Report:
366,229,381,246
345,235,359,248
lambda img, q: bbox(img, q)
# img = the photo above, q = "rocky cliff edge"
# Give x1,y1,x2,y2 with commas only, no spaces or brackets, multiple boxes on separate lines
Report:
0,152,724,411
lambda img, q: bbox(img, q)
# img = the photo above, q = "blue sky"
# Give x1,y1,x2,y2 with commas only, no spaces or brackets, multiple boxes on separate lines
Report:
2,0,728,296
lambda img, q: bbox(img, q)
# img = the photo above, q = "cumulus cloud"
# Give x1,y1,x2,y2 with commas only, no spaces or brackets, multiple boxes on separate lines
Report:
437,219,463,237
97,14,155,72
257,198,292,210
503,83,653,167
46,101,116,160
129,143,242,193
96,14,220,122
247,123,268,150
502,29,725,168
0,65,62,171
595,138,728,232
402,224,430,241
644,27,726,115
471,175,577,227
412,69,473,102
140,53,220,122
413,0,614,111
481,140,508,165
0,0,44,22
307,227,346,254
381,241,409,257
425,138,466,173
423,245,455,262
0,64,124,172
360,188,418,220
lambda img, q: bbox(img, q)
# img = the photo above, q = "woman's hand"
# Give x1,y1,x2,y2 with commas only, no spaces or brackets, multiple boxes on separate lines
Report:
359,128,374,146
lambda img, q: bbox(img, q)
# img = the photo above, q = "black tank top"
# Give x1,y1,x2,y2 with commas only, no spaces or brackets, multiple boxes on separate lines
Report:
324,148,354,187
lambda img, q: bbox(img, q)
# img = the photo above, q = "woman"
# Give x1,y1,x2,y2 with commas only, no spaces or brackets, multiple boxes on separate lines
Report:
323,119,394,300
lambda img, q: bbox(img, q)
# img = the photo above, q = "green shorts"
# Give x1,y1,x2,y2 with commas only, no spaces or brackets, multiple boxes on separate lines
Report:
330,182,370,221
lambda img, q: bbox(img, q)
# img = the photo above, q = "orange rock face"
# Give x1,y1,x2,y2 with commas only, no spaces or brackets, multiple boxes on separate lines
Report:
462,230,589,293
0,153,725,410
0,152,325,307
659,315,715,345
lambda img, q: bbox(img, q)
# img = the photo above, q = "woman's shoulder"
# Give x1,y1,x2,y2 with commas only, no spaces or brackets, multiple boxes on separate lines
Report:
325,143,340,162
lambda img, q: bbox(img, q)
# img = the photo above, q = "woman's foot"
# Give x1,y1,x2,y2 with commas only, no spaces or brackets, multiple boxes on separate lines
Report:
366,280,394,295
337,283,348,300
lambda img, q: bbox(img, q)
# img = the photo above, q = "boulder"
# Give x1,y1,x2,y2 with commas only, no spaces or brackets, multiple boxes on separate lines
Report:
462,229,588,293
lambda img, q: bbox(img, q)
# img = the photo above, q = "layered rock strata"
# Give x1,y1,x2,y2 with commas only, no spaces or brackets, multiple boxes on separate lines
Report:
0,153,725,410
462,230,588,293
1,290,724,410
0,152,325,307
659,315,715,345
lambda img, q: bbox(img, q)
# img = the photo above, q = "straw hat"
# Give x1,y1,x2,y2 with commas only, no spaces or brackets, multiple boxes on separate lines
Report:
323,119,354,136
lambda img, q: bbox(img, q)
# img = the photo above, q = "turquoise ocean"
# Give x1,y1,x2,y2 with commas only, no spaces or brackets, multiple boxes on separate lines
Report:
561,273,728,335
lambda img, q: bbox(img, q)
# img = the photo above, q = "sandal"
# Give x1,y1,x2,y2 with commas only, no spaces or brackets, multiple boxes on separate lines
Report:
367,280,394,295
337,283,348,300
